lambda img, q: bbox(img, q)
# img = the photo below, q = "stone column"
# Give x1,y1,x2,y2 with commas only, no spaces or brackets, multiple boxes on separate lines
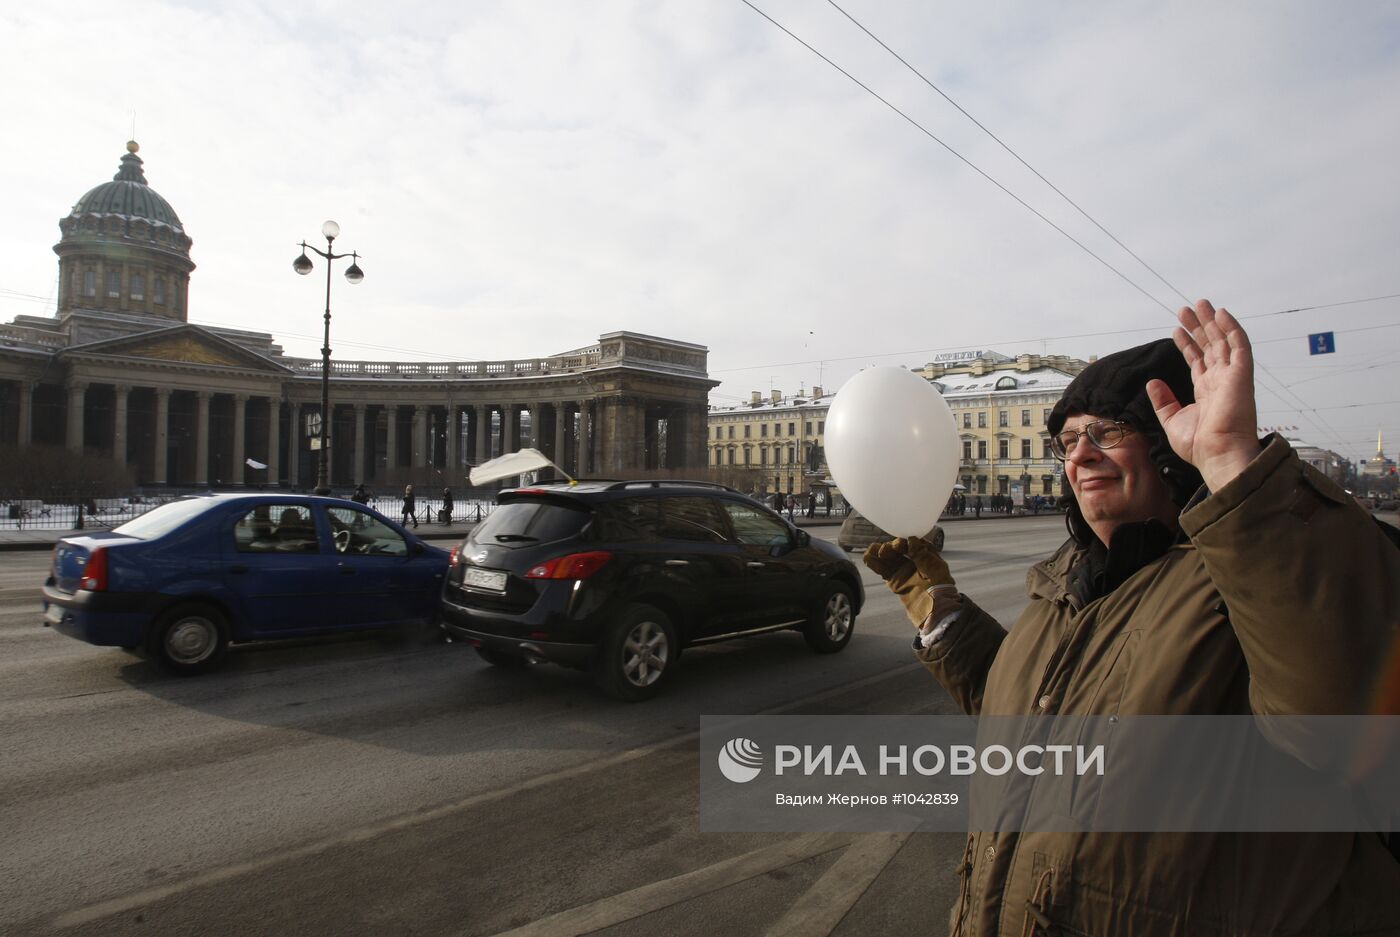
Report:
288,402,301,488
231,394,247,485
553,403,567,476
501,405,516,456
474,405,489,465
266,399,281,485
528,403,542,452
16,380,32,446
444,404,456,478
195,391,211,486
412,406,427,468
352,404,366,485
153,388,171,484
112,384,130,466
577,400,591,476
65,379,87,452
384,405,398,476
688,403,708,470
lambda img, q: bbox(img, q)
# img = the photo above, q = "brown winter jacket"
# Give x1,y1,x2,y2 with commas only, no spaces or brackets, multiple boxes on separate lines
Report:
917,437,1400,936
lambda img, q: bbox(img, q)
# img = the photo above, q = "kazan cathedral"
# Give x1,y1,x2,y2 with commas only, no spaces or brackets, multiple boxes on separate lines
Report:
0,143,715,489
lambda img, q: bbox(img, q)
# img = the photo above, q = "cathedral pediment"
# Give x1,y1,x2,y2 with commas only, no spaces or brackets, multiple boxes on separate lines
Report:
60,325,291,373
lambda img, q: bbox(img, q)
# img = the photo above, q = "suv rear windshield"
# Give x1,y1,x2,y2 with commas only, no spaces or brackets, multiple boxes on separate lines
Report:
474,498,592,545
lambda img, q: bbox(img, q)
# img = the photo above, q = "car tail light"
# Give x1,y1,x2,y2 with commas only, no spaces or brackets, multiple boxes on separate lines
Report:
524,551,612,580
80,547,108,592
449,543,461,567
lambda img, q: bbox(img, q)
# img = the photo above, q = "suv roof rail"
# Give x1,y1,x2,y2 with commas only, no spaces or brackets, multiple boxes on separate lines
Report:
514,477,622,487
603,480,741,493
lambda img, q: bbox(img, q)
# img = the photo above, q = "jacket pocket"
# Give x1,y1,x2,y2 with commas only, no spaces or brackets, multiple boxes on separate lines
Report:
1062,631,1139,826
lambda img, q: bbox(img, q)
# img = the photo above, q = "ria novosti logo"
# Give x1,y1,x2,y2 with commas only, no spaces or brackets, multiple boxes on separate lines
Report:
717,738,763,783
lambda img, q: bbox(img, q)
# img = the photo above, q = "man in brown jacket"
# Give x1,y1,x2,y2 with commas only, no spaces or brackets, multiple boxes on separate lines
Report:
866,300,1400,936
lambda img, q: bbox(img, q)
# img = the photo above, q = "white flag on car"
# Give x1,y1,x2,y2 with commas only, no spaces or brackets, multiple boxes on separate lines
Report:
468,448,573,486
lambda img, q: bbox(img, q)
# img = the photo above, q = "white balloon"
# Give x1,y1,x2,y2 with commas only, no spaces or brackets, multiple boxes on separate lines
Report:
824,367,959,538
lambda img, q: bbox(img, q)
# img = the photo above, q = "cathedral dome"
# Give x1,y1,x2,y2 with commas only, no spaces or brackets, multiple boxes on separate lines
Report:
66,141,185,232
54,142,195,321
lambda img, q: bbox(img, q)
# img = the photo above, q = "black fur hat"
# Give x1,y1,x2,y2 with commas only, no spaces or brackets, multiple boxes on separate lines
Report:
1050,338,1203,520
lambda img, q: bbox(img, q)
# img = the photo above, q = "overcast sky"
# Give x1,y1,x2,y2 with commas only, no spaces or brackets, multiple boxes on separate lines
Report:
3,1,1397,464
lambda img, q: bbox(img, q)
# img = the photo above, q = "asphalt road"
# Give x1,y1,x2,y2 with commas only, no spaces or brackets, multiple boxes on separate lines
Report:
1,518,1069,937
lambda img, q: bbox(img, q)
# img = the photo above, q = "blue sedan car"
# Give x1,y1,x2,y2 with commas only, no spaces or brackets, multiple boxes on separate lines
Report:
42,493,450,675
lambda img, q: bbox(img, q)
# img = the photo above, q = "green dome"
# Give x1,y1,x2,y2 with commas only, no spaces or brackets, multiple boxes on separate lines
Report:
67,142,184,232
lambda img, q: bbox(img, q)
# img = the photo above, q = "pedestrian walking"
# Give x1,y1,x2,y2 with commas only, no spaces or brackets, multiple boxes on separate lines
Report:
974,496,982,519
863,299,1400,936
440,487,454,525
401,484,418,528
350,483,370,505
805,490,816,517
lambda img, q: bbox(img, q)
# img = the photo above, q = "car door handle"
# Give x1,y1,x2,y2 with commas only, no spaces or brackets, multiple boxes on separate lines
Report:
746,561,766,569
228,564,248,574
664,559,689,567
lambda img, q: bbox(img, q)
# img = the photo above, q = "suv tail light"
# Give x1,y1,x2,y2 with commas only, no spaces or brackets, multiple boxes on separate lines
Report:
80,547,109,592
524,551,612,580
449,543,461,567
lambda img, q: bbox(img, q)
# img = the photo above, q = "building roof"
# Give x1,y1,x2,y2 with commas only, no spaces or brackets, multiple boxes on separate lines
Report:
66,142,184,232
934,366,1077,397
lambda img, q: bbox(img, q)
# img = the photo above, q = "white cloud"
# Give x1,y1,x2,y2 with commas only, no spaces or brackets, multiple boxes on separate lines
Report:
2,0,1397,460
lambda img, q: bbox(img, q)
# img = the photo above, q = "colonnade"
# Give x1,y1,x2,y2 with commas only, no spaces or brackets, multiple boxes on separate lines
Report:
0,377,709,489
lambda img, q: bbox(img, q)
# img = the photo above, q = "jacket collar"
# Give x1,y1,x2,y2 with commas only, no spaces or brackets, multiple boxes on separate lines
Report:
1029,519,1184,608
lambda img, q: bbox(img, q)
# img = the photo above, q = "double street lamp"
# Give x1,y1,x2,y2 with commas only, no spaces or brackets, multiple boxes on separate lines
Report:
293,221,363,495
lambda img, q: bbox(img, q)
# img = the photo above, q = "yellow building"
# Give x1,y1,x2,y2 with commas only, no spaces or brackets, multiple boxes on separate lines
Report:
918,351,1086,499
705,350,1089,506
707,387,833,498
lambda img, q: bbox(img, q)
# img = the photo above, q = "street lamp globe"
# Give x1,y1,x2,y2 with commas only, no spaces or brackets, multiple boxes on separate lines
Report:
344,253,364,285
321,220,340,240
292,250,313,275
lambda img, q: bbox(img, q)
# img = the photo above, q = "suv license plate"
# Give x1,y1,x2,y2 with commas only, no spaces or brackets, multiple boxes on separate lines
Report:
462,567,507,592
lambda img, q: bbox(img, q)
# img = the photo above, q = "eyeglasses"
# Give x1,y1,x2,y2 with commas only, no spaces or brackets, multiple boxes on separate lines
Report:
1049,420,1135,460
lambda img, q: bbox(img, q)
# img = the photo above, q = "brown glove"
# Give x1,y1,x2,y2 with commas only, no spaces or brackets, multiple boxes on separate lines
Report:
906,536,954,590
863,537,949,628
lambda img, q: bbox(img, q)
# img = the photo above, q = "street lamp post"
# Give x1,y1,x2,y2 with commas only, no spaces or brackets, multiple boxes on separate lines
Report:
293,221,363,495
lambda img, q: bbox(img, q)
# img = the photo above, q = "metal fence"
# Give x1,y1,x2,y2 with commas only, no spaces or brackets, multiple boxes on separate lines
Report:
0,489,501,531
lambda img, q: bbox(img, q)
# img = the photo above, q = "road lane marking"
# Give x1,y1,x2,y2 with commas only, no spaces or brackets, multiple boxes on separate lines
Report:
49,664,924,930
485,834,852,937
763,832,911,937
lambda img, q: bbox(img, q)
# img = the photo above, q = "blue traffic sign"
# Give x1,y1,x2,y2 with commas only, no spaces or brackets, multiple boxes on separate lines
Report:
1308,332,1335,355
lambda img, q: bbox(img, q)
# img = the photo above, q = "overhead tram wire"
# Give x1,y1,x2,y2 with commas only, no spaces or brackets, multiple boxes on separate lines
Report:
710,292,1400,373
744,0,1388,453
737,0,1177,316
815,2,1363,457
824,0,1193,307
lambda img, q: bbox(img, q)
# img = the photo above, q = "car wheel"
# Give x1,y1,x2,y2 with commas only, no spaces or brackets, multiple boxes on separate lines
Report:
594,604,676,702
475,645,528,669
149,604,229,676
804,583,855,653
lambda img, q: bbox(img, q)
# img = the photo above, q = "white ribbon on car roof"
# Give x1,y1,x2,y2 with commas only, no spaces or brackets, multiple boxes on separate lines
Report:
468,448,575,487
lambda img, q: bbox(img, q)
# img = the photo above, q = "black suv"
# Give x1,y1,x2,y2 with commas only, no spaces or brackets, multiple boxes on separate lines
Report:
440,481,864,700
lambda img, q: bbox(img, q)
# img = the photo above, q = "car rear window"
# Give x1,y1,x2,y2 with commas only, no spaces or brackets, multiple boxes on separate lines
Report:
475,498,592,545
110,498,213,540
